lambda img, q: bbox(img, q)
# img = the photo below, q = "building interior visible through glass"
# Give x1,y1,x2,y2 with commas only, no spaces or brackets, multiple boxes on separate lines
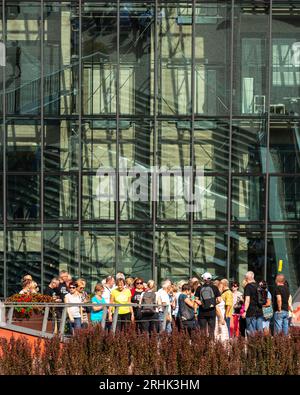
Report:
0,1,300,297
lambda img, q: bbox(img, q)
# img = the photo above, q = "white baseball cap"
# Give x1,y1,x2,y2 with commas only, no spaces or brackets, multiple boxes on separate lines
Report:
201,272,212,281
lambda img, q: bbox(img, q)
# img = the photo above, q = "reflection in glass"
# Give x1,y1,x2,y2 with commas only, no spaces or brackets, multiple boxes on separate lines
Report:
7,230,41,295
233,2,269,115
269,120,300,173
194,120,230,173
232,119,267,173
230,230,265,286
44,175,78,220
269,176,300,221
44,120,79,171
7,175,40,220
81,231,115,292
7,120,41,171
158,2,192,115
195,1,231,115
232,176,265,222
5,2,41,114
156,230,189,282
267,231,300,295
117,231,152,280
192,231,227,278
44,229,79,289
0,231,3,296
44,2,79,115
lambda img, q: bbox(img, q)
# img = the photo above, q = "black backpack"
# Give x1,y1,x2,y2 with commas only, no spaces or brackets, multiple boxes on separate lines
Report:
257,285,268,307
141,291,156,315
178,294,195,321
199,284,216,310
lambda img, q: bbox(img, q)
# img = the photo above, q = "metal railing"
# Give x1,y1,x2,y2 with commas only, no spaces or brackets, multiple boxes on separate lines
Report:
0,302,169,340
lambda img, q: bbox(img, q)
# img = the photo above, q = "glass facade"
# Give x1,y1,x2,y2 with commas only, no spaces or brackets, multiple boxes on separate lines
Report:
0,0,300,296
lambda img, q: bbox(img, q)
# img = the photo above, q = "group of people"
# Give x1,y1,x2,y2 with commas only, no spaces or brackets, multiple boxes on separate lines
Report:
18,270,294,339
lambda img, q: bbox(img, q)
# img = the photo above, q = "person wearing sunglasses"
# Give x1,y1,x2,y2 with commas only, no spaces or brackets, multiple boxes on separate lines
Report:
131,278,145,331
76,278,90,328
64,281,83,334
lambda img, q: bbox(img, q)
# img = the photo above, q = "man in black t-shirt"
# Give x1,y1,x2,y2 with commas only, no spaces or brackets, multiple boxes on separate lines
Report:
241,271,264,335
57,270,71,302
195,272,221,338
273,274,290,336
44,277,60,299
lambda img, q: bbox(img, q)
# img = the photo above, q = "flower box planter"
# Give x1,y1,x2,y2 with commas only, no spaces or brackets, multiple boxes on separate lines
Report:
12,312,53,333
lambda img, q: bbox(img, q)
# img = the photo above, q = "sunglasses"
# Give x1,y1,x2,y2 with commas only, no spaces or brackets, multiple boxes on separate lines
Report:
69,286,76,289
135,282,143,285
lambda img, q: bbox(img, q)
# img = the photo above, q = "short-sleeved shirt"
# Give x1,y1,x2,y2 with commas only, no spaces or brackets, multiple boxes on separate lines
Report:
91,295,106,322
244,282,263,318
111,288,132,315
195,284,221,318
222,289,234,318
273,285,290,312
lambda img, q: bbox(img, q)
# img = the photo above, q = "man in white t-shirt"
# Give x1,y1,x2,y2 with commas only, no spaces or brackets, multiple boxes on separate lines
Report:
102,276,115,304
157,279,172,333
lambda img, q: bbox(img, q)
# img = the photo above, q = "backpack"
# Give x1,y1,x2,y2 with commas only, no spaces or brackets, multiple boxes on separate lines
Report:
141,291,156,315
178,295,195,321
257,285,268,307
199,285,216,310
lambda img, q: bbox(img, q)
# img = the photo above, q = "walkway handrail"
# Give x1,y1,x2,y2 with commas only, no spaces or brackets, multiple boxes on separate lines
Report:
0,301,169,339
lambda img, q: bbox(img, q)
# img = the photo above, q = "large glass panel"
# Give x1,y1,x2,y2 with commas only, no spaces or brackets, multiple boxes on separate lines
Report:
6,120,41,171
194,119,230,173
156,230,190,282
269,120,300,173
269,176,300,221
82,2,117,115
0,7,3,115
0,231,3,297
232,176,265,222
119,1,155,115
271,3,300,116
267,231,300,296
117,231,152,280
81,230,115,292
44,2,79,115
194,1,231,116
5,2,41,114
44,174,78,220
192,231,227,278
194,176,228,222
230,229,265,286
233,1,269,116
158,2,192,115
44,229,79,289
7,230,41,295
7,174,40,220
44,120,79,171
232,119,267,173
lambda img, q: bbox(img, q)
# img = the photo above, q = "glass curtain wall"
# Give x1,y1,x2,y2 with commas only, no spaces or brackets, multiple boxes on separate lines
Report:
0,0,300,296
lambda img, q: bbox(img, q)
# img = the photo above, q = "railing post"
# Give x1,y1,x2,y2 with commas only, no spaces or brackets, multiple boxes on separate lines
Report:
162,305,168,332
0,301,6,327
8,307,14,325
42,306,50,334
112,306,119,334
101,306,108,330
59,307,67,337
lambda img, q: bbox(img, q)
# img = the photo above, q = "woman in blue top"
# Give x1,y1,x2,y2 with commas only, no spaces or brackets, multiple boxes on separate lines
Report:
91,283,106,324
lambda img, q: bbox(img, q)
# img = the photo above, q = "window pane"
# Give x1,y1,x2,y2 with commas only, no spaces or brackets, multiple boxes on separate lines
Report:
82,3,117,115
232,176,265,222
269,176,300,221
7,230,41,295
0,231,3,296
5,2,41,114
195,1,231,116
44,175,78,220
158,2,192,115
7,174,40,220
44,229,79,289
44,2,79,115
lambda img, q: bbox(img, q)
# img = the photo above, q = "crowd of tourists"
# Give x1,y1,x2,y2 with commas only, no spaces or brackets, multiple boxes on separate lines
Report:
18,270,294,339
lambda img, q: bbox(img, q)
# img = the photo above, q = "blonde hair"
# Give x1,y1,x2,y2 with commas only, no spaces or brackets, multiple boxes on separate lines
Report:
147,280,156,291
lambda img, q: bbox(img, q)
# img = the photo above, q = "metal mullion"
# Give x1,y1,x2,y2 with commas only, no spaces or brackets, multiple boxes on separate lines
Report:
78,0,82,277
152,0,158,283
189,0,196,278
2,0,6,298
264,0,273,281
40,0,44,293
115,0,120,276
226,0,235,280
